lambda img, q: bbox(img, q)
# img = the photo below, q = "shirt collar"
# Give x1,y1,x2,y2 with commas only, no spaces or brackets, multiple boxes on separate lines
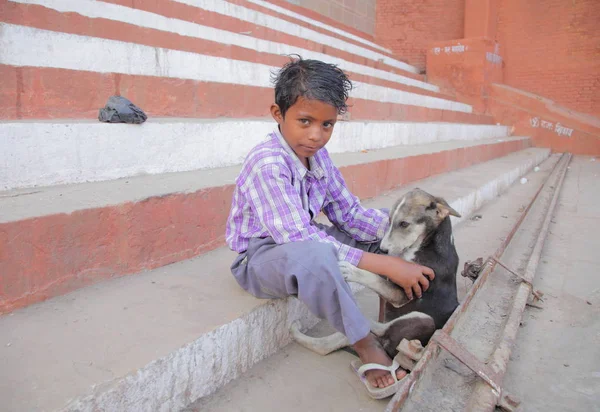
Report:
272,128,326,179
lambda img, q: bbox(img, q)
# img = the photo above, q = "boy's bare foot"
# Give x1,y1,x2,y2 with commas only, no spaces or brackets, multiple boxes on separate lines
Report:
353,334,407,388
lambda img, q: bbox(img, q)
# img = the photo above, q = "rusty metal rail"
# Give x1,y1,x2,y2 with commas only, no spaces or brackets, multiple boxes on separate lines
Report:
386,153,572,412
466,152,571,411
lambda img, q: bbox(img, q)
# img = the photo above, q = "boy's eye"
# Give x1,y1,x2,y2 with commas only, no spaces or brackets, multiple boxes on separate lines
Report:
299,119,310,125
323,122,334,129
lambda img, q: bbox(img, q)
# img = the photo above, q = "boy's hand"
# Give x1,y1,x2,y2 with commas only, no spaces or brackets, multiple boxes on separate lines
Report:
357,253,435,300
384,257,435,300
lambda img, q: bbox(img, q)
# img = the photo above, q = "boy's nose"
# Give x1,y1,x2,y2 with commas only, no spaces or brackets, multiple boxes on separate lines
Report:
308,129,323,142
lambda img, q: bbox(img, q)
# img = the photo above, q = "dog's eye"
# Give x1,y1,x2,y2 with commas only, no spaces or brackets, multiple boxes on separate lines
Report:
399,221,410,229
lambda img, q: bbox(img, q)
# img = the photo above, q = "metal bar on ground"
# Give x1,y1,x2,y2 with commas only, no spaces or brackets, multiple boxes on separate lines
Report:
465,153,571,411
489,257,543,300
430,330,502,394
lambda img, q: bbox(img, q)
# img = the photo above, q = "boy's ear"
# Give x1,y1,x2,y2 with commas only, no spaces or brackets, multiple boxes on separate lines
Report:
270,104,283,124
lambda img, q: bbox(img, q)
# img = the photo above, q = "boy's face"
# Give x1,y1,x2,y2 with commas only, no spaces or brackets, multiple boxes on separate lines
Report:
271,97,337,166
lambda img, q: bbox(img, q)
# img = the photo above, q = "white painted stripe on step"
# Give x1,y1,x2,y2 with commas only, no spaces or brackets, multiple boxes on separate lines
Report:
0,22,268,85
245,0,392,54
7,0,436,91
1,120,510,190
173,0,419,73
351,83,471,112
0,24,471,112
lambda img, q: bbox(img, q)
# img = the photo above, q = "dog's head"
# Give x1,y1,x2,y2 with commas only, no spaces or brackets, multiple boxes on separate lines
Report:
380,188,461,256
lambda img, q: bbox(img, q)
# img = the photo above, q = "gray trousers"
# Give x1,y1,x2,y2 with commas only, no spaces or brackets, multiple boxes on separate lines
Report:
230,223,385,345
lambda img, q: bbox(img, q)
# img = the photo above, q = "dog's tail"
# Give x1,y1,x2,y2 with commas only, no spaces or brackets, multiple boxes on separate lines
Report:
290,321,350,356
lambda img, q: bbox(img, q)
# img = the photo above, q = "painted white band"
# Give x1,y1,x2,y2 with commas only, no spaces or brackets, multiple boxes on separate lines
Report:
246,0,392,54
1,120,509,190
0,24,471,112
8,0,431,91
173,0,418,73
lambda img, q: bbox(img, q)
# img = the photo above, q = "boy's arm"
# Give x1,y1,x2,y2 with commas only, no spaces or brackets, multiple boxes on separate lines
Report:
322,165,388,242
322,162,435,298
247,162,365,265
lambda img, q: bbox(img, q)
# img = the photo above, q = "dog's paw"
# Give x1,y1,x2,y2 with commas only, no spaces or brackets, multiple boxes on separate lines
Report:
338,261,355,280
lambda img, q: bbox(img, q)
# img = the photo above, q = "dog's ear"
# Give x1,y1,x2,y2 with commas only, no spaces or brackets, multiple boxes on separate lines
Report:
434,197,461,219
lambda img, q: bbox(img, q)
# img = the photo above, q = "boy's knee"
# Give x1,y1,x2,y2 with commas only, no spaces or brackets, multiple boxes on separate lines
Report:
256,240,343,283
294,240,338,262
289,241,345,282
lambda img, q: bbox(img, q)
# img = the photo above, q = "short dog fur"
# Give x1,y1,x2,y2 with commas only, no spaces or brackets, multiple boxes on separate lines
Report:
291,188,461,358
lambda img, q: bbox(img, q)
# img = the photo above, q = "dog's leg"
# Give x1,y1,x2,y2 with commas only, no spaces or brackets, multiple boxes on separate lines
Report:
290,321,350,356
368,318,389,337
339,261,411,308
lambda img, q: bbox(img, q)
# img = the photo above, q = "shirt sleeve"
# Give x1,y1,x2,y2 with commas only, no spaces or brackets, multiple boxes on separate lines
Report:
245,162,364,265
322,165,389,242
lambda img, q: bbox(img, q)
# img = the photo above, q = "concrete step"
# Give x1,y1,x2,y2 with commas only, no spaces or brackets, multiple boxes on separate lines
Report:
238,0,397,62
1,135,530,313
1,121,508,190
186,152,562,412
0,1,453,122
0,147,550,411
0,0,423,93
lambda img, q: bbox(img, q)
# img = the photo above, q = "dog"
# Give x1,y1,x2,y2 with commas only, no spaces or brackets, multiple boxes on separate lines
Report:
291,188,461,359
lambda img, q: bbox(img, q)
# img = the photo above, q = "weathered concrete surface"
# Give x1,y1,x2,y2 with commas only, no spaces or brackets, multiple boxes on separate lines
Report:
0,137,531,315
0,149,548,411
503,156,600,410
185,153,559,412
184,289,387,412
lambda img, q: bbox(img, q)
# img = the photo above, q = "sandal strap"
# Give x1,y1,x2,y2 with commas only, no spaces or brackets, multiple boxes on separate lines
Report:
357,360,401,383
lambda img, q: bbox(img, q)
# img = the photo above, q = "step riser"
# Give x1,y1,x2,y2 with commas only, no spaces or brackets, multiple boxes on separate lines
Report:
1,1,425,90
59,148,550,411
340,139,529,199
0,65,460,121
237,0,389,54
4,0,392,66
0,23,463,110
62,298,321,412
0,138,529,314
1,122,507,190
350,99,490,123
171,0,413,73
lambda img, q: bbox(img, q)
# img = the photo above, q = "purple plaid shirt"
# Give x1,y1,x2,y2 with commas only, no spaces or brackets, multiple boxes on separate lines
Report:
225,128,389,265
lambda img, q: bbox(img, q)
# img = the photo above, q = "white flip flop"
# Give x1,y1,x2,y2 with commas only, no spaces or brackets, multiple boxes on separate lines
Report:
350,358,405,399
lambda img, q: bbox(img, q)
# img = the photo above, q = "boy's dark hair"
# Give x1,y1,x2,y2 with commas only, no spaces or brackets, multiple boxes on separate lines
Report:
272,55,353,117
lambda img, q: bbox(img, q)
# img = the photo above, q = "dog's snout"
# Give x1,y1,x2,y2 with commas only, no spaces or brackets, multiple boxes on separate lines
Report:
379,242,389,254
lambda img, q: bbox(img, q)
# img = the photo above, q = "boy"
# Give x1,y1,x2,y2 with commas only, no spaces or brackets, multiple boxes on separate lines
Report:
226,57,434,392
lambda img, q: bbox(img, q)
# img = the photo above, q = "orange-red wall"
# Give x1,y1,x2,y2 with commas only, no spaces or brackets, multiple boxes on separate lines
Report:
376,0,599,118
375,0,465,71
496,0,600,117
